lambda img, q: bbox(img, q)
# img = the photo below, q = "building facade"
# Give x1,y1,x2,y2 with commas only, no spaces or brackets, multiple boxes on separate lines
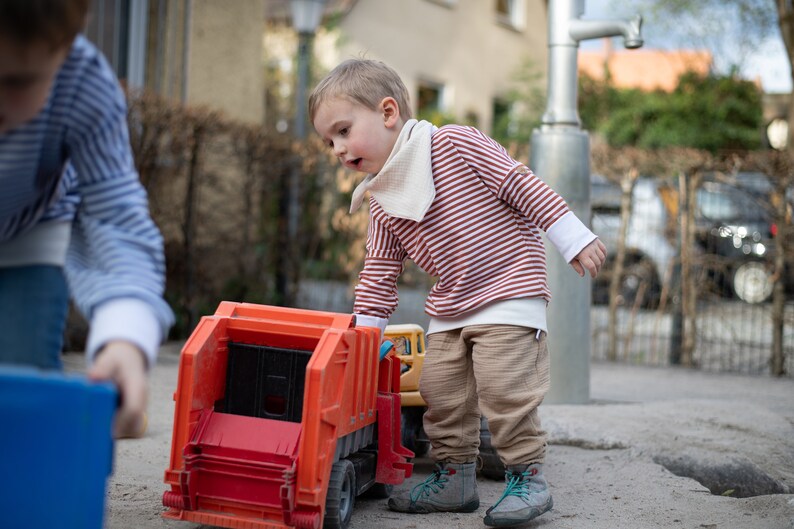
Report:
87,0,549,135
326,0,549,134
86,0,265,125
264,0,549,137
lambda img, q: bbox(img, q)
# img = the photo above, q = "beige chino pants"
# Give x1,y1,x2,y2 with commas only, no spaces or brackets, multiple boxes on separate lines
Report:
419,324,550,466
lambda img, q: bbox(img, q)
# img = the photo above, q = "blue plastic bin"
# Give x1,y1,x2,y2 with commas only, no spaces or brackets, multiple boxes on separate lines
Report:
0,366,116,529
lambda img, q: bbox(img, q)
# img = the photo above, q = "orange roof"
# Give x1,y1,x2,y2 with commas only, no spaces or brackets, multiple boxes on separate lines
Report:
578,40,712,92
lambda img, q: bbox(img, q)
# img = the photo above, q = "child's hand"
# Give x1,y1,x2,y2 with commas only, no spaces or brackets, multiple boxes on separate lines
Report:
571,239,607,278
88,340,149,439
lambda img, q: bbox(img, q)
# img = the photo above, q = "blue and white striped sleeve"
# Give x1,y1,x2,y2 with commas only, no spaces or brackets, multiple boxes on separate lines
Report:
62,54,174,367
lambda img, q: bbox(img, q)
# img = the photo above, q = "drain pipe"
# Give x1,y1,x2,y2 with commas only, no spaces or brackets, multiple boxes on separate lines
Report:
531,0,642,404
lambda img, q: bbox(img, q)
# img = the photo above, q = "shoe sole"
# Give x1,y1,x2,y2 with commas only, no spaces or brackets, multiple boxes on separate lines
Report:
483,496,553,527
388,498,480,514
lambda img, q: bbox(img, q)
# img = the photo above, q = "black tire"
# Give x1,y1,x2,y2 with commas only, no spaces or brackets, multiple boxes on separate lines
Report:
620,259,661,309
324,459,356,529
477,417,504,480
592,257,614,305
401,407,430,458
592,274,611,305
363,482,393,499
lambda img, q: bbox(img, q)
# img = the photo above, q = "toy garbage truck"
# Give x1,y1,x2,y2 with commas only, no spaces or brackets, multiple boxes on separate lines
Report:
161,302,413,529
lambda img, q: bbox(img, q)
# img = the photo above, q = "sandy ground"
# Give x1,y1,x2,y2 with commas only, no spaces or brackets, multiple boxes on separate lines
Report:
64,344,794,529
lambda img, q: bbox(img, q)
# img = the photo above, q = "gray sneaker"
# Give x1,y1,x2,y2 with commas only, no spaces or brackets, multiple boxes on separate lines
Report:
483,463,553,527
388,461,480,514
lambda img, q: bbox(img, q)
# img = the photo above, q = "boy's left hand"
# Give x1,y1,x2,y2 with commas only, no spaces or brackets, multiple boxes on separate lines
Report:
88,340,149,439
571,239,607,278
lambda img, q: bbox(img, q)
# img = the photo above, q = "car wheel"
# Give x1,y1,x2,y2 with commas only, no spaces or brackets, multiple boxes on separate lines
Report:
477,417,504,480
324,459,356,529
620,259,661,309
732,261,773,304
592,260,613,305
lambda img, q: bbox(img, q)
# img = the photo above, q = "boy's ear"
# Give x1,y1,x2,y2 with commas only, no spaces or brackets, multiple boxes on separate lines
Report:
380,97,401,128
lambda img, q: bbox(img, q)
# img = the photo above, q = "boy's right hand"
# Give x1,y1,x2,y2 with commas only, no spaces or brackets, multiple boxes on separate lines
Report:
87,340,149,439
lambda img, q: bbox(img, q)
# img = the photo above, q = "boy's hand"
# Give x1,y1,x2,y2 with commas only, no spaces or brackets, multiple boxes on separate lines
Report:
88,340,148,439
571,239,607,278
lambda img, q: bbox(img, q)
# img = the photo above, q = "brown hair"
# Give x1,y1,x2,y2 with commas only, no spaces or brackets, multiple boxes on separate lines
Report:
309,59,413,123
0,0,91,49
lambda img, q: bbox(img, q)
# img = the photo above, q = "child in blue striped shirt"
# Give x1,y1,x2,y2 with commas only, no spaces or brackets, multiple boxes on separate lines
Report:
0,0,174,438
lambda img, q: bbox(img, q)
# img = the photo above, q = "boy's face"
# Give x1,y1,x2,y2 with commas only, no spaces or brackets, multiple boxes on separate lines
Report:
0,37,69,134
313,96,403,175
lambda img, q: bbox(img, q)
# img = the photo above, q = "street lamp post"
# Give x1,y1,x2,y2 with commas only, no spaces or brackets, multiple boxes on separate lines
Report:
290,0,325,140
280,0,325,306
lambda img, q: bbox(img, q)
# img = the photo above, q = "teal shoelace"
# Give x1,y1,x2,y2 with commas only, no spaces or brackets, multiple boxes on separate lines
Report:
410,467,450,502
490,471,531,509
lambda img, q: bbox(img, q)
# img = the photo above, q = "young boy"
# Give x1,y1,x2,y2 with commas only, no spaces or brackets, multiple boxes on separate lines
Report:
310,59,606,527
0,0,173,438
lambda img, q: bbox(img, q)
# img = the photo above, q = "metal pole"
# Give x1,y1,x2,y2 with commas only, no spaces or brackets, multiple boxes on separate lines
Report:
531,127,592,404
283,32,313,306
294,32,311,141
531,0,642,404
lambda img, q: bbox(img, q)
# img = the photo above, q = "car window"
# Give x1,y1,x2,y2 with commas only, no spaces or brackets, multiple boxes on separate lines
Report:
697,185,768,222
697,189,740,221
591,176,622,213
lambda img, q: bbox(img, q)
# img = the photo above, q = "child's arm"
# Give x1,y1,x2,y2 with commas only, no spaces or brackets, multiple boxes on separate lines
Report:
438,126,607,279
354,314,389,336
62,41,174,434
353,204,408,335
443,127,603,274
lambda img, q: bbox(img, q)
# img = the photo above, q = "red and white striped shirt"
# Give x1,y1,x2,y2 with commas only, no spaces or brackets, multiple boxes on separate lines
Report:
354,124,589,320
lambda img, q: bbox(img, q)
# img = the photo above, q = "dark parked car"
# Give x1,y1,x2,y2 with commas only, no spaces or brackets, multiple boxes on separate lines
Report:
694,179,777,303
591,173,790,307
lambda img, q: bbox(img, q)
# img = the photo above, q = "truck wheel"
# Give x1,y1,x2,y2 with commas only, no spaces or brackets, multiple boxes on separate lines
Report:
477,417,504,480
324,459,356,529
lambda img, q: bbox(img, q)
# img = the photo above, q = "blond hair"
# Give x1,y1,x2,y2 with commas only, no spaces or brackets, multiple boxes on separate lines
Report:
309,59,412,123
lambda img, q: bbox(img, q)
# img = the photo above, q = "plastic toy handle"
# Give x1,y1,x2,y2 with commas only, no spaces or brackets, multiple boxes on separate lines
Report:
379,340,395,360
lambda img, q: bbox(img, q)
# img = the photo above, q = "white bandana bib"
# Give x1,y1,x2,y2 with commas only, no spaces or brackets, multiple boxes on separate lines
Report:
349,119,436,222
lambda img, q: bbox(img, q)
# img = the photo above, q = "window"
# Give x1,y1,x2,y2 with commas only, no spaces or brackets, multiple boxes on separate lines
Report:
85,0,128,78
697,185,768,223
492,97,511,134
417,79,459,125
84,0,148,87
495,0,525,30
463,110,479,128
417,80,444,116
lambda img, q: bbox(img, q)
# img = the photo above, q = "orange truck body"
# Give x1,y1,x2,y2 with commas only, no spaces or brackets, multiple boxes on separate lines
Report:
162,302,413,529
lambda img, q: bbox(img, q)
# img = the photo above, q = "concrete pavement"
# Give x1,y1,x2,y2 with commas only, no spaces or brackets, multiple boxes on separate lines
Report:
85,344,794,529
